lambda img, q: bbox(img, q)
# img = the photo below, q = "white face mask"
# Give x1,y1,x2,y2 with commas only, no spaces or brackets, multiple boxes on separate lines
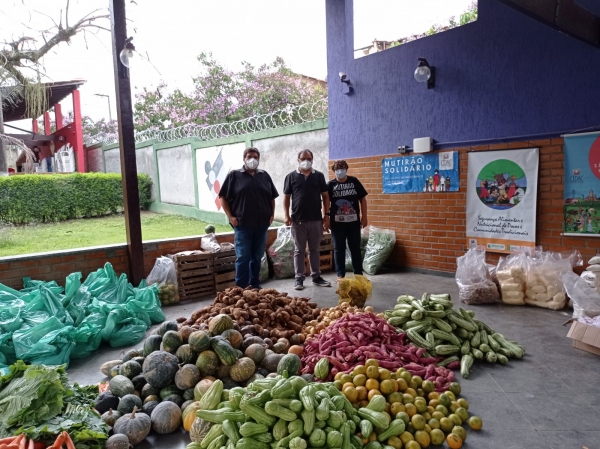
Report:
299,160,312,170
335,169,347,179
245,158,259,170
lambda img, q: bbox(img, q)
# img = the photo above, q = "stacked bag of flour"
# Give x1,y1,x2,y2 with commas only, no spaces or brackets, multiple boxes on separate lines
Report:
580,255,600,292
523,253,570,310
496,253,527,305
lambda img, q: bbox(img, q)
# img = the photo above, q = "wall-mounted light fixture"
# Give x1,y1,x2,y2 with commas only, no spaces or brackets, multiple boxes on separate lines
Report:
119,37,136,68
414,58,435,89
339,72,353,95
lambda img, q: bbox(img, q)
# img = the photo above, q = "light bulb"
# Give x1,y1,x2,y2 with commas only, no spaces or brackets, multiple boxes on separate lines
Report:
120,48,134,68
414,65,431,83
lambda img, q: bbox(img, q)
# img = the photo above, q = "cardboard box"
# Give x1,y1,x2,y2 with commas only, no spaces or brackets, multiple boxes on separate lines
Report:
566,321,600,356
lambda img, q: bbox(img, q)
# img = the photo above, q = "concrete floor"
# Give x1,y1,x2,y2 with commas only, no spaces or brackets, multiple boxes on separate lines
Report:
68,271,600,449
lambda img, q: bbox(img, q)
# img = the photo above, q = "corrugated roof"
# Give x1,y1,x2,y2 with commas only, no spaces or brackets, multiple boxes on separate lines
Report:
1,79,86,122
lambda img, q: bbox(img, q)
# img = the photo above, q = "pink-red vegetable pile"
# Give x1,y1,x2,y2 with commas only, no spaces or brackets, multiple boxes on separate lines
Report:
301,312,456,391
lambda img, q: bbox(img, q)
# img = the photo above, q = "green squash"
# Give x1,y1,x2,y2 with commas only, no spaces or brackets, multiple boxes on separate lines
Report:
314,358,329,380
150,401,182,434
188,331,212,353
101,408,122,427
205,224,216,234
141,383,160,400
326,431,343,449
105,434,130,449
119,360,142,379
144,395,160,404
221,329,244,349
178,326,196,344
181,399,195,413
211,337,238,366
142,351,180,389
193,378,214,401
230,357,256,383
109,375,135,398
162,394,184,407
309,429,326,448
183,388,195,401
160,385,183,399
113,407,151,446
132,356,145,365
94,391,120,414
101,360,123,377
155,321,179,337
122,349,142,363
143,400,160,417
175,364,201,391
208,314,234,336
162,330,183,353
277,354,301,377
190,417,213,442
195,350,219,377
175,344,196,365
131,374,147,392
109,365,122,378
244,344,266,365
143,335,163,357
261,353,284,373
117,394,143,415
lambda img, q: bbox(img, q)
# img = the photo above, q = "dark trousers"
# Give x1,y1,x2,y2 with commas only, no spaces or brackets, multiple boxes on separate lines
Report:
331,223,362,278
233,225,268,288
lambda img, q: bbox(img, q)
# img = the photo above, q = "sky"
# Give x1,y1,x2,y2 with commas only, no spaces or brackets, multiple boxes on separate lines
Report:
1,0,475,130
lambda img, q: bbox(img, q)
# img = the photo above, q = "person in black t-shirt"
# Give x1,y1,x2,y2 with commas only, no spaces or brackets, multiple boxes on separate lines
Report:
283,149,331,290
327,160,368,280
219,148,279,289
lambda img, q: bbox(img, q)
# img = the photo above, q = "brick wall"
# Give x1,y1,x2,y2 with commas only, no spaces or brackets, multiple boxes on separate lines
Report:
0,229,279,290
333,138,595,274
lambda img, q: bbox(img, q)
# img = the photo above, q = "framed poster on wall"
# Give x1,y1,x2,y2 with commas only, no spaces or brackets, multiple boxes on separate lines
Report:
466,148,539,253
382,151,459,194
563,132,600,236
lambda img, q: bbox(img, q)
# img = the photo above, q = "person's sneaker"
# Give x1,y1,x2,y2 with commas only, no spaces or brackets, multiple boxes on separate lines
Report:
294,279,304,290
312,277,331,287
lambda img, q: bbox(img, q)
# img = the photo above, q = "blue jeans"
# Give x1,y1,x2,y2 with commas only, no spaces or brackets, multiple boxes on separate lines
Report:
234,225,269,288
331,224,362,278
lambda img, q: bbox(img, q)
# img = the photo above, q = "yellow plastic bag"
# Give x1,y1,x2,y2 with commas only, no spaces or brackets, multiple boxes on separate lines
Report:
336,275,372,308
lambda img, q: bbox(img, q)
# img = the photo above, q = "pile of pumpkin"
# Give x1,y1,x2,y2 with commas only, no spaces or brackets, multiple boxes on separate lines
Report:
96,314,305,446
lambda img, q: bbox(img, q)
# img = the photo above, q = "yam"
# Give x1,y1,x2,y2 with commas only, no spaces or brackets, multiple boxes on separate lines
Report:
500,283,523,292
534,293,551,302
546,286,559,298
502,291,525,299
525,290,537,300
530,285,546,294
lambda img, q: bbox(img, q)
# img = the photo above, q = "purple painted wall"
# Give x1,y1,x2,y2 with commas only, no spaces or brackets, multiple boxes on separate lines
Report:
576,0,600,17
326,0,600,159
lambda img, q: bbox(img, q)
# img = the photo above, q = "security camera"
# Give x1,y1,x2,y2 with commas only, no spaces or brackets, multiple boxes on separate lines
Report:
398,146,407,154
339,72,350,85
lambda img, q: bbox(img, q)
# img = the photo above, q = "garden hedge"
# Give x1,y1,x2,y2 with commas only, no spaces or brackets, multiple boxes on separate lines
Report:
0,173,152,224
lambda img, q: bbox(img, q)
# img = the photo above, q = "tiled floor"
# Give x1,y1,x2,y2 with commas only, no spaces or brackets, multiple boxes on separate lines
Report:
68,271,600,449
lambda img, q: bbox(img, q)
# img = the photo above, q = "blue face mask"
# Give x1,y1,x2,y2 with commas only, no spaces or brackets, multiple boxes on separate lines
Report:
335,169,347,179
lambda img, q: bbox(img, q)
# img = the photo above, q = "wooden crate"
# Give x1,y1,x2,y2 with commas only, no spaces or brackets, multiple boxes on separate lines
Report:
215,271,236,292
304,234,334,274
213,249,237,291
173,251,214,300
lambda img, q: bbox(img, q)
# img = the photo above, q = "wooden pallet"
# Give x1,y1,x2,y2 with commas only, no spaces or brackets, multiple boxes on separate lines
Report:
173,251,214,300
213,249,236,273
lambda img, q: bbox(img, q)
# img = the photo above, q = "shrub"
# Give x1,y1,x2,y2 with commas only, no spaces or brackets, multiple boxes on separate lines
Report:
0,173,152,224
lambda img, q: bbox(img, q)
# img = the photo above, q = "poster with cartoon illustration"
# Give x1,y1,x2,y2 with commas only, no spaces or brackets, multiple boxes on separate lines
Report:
195,143,245,212
381,151,459,193
466,149,539,253
563,132,600,236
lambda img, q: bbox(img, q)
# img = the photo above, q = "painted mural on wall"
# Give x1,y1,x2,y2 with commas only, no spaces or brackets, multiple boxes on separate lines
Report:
563,132,600,236
195,143,245,213
381,151,459,194
466,148,539,253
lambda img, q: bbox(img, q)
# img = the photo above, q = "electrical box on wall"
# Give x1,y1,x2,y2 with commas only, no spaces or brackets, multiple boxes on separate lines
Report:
413,137,432,153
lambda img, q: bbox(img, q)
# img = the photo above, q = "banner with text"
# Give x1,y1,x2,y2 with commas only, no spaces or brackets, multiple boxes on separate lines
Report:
563,132,600,236
382,151,459,194
466,148,539,253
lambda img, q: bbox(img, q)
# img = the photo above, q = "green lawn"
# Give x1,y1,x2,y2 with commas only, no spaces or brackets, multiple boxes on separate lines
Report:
0,212,234,257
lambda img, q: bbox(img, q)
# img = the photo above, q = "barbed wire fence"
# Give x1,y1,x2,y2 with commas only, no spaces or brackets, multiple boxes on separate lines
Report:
85,98,328,147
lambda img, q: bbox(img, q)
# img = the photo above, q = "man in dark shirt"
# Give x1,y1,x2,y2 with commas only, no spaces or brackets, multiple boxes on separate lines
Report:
219,148,278,289
283,149,331,290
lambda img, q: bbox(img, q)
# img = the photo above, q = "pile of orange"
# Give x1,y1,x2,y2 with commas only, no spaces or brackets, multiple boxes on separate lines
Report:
333,359,482,449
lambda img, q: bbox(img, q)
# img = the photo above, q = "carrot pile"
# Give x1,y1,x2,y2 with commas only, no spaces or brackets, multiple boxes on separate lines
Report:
0,432,75,449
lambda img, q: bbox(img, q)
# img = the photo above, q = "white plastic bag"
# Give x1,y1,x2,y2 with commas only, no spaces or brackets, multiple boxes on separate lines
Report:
259,252,269,282
201,233,222,253
146,256,179,305
362,226,396,275
562,271,600,318
524,252,571,310
581,271,598,288
455,246,500,304
268,227,296,279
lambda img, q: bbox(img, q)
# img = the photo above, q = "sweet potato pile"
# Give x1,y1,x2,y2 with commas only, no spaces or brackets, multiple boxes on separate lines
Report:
182,287,321,340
